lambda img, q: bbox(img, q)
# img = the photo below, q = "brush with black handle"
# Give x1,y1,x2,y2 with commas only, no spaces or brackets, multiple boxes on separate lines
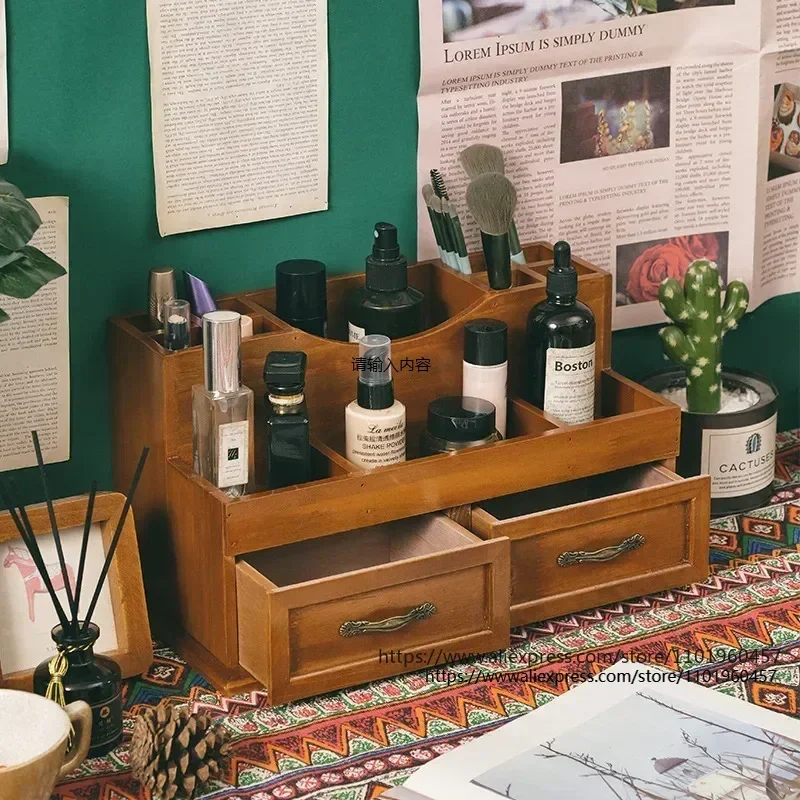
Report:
422,183,456,269
465,173,517,290
460,143,526,265
430,168,471,274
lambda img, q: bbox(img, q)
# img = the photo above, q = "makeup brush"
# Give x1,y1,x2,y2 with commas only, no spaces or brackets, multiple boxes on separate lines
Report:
421,184,449,266
430,168,449,200
81,447,149,632
423,185,457,269
465,173,517,290
459,144,526,265
429,169,471,274
442,198,472,275
72,481,97,629
0,480,71,630
32,431,77,627
430,193,459,270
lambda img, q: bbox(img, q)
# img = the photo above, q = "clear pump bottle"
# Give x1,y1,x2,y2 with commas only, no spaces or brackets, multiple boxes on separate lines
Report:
345,335,406,469
192,310,254,497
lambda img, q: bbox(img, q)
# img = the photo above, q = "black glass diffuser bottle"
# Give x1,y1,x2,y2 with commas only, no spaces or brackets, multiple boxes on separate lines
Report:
264,351,312,489
33,623,122,758
347,222,425,342
525,241,596,426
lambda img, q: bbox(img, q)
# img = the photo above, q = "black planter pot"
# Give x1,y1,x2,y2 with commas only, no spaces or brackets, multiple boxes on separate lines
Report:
643,368,779,517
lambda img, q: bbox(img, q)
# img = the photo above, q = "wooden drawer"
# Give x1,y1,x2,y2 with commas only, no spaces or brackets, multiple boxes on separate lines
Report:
236,514,510,704
472,464,709,627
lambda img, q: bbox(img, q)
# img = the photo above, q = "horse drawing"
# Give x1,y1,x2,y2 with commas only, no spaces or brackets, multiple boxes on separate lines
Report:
3,546,76,622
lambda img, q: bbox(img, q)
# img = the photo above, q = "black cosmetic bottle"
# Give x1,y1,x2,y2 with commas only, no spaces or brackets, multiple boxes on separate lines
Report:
525,241,596,425
347,222,425,342
34,623,122,757
275,260,327,337
264,351,312,489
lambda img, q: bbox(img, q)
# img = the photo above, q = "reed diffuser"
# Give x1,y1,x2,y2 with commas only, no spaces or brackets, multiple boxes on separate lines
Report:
0,434,148,757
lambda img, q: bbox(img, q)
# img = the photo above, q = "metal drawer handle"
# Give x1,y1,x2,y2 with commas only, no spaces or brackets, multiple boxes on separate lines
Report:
339,602,437,638
557,534,645,567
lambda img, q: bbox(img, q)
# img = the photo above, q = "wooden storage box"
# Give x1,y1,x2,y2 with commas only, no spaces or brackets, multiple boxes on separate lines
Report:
108,242,708,697
472,464,710,626
236,514,509,705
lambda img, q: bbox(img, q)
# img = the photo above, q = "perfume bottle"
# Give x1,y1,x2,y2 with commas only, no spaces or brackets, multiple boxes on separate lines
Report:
525,241,596,425
345,335,406,469
347,223,424,342
33,623,122,758
192,310,254,497
264,351,312,489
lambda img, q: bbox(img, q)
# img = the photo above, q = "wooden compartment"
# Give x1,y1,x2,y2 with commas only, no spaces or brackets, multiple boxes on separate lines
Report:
472,465,710,626
108,242,698,696
236,514,510,704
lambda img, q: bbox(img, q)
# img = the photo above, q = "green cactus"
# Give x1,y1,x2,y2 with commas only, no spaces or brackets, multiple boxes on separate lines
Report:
657,259,749,413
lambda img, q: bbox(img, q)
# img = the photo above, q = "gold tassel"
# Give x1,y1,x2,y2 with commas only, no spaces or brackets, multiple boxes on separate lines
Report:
46,650,74,749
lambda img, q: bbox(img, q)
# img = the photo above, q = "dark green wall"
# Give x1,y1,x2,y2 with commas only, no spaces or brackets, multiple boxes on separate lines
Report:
4,2,798,504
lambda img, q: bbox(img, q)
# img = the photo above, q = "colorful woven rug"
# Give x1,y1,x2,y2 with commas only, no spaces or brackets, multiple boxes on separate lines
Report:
54,430,800,800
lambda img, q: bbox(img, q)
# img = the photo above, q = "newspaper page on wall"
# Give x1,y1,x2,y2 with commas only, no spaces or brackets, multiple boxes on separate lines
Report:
418,0,800,330
0,197,69,470
147,0,329,236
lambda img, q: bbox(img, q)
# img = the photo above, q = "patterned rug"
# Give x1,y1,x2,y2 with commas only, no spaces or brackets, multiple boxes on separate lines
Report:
54,430,800,800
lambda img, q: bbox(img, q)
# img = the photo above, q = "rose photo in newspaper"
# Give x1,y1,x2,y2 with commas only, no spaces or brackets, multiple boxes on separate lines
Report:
442,0,736,42
616,231,729,306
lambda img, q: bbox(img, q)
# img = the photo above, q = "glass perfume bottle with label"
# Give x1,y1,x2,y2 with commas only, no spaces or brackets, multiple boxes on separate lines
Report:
192,310,254,497
264,351,312,489
526,241,596,426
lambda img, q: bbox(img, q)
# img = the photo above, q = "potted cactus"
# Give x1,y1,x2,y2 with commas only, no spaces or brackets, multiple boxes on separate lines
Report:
644,259,778,516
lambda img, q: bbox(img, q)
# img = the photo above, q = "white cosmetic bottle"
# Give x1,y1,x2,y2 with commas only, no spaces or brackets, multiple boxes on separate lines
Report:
345,335,406,469
462,318,508,438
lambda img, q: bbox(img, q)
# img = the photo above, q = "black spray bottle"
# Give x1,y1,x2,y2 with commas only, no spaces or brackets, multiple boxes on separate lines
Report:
264,351,312,489
347,222,424,342
525,241,596,425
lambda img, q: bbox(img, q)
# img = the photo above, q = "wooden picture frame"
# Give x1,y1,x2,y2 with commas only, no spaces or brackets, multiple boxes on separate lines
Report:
0,492,152,689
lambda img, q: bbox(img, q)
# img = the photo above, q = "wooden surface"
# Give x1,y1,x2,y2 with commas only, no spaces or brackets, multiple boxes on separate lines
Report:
236,515,510,705
0,493,153,689
473,466,711,627
106,242,700,697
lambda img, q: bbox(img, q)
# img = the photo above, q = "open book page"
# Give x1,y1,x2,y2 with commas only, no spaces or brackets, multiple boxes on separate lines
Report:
0,197,69,470
146,0,329,236
417,0,789,330
390,662,800,800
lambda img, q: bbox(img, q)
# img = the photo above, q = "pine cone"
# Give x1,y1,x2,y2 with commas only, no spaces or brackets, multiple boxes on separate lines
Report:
130,702,231,799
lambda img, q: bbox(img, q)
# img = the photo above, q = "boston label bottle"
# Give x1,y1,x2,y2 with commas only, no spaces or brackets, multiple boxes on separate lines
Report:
525,241,596,425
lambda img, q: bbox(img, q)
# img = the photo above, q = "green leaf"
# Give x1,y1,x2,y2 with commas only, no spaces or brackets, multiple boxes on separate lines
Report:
639,0,657,11
0,189,42,250
0,306,8,322
0,246,66,299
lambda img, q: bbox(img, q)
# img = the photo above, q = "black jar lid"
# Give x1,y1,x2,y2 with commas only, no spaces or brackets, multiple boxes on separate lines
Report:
464,318,507,366
275,260,327,321
427,396,496,442
264,351,307,394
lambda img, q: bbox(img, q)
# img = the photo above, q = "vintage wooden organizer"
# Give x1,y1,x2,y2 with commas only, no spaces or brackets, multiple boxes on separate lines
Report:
108,242,710,702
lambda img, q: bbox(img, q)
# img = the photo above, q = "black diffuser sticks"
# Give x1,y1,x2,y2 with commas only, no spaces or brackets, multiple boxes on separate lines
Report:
0,433,149,636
